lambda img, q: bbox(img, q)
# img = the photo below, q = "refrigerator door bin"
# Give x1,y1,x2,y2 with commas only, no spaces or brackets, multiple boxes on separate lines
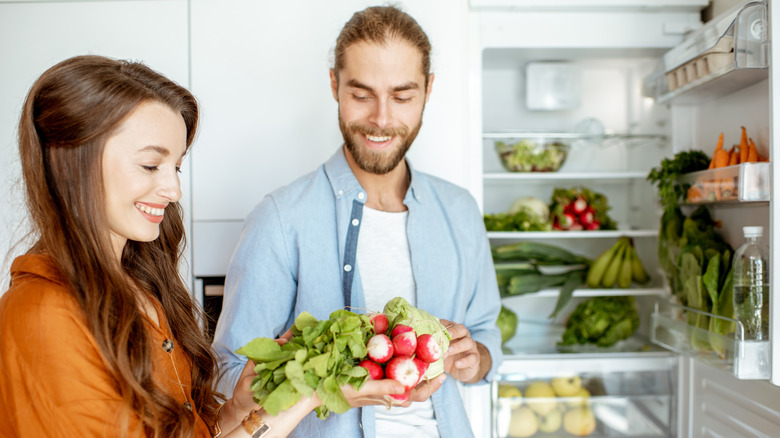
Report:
647,1,768,105
651,298,770,379
679,161,770,204
493,355,676,437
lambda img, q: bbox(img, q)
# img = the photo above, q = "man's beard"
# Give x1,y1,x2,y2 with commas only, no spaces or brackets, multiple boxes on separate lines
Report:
339,113,422,175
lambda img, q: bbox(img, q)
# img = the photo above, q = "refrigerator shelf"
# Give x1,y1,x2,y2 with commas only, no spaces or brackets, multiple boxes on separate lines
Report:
650,298,770,379
507,287,667,299
488,230,658,239
484,171,649,181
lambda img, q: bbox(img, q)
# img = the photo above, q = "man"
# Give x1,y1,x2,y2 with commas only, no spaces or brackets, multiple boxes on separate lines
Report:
213,6,501,437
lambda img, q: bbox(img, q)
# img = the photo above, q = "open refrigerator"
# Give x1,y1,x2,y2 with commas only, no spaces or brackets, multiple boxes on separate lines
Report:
461,1,780,437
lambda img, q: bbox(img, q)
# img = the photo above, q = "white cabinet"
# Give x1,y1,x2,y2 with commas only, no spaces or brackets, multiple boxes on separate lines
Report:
0,0,190,289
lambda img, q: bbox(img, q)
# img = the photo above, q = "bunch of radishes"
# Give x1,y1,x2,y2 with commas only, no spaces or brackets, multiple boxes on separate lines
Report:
554,195,598,231
359,313,443,402
549,186,617,231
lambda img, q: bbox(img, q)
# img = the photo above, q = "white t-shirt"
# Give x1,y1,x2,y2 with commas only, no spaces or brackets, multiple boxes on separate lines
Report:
357,206,440,438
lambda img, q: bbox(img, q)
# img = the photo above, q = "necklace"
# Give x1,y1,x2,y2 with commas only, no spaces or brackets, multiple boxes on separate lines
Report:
161,336,191,411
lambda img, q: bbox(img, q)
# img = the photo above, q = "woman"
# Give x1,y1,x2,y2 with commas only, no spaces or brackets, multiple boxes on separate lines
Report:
0,55,404,437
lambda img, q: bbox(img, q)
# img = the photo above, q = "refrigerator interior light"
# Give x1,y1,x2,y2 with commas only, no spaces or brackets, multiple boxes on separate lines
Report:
525,61,581,111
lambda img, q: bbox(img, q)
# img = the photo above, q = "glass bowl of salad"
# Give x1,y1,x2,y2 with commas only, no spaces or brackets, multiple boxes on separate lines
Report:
494,138,569,172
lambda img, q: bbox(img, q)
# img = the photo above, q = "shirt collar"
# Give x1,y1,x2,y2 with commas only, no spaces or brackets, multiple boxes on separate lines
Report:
324,146,424,204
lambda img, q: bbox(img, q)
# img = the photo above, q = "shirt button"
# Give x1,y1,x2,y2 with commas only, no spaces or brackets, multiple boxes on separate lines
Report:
352,218,359,226
338,190,344,196
344,264,352,272
162,339,174,353
358,192,365,200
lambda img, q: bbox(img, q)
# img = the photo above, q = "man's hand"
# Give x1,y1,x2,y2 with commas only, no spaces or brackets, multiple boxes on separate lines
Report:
440,319,491,384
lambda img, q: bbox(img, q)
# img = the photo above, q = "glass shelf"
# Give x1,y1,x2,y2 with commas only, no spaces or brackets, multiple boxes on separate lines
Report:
488,230,658,239
484,132,665,147
651,298,770,380
484,171,649,181
501,287,667,300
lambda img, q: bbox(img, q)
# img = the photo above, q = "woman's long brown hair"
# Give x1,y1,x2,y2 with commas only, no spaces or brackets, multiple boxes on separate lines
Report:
17,55,218,437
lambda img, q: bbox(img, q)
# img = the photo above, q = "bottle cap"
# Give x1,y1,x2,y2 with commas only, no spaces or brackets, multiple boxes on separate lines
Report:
743,226,763,237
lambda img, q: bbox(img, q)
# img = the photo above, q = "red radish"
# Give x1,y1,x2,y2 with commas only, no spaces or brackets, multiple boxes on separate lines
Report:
370,313,389,335
561,213,576,229
388,389,411,403
391,324,413,337
359,359,384,380
385,356,421,391
366,334,394,363
572,197,588,215
579,211,594,227
392,331,417,356
413,357,429,383
415,334,441,363
585,220,601,231
569,223,584,231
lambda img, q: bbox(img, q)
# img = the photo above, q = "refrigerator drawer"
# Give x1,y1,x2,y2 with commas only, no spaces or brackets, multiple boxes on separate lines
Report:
493,355,676,437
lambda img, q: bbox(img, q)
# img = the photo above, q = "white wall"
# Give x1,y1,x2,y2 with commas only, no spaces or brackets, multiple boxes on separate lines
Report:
0,0,471,289
187,0,471,277
0,0,191,291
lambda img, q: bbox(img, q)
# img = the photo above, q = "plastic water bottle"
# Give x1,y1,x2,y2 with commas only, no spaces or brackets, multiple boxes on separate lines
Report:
732,226,770,340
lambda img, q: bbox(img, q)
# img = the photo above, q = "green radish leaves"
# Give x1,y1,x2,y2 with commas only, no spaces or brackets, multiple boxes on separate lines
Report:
236,310,375,418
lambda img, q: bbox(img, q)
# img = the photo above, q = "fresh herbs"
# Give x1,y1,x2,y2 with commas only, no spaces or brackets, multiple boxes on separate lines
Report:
647,150,710,213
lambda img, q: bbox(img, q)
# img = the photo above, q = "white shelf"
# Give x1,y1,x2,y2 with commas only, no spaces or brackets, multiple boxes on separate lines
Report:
484,171,648,181
525,287,666,298
488,230,658,239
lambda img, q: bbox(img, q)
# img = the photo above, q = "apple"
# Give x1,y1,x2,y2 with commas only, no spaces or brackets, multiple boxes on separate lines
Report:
563,407,596,436
523,381,558,415
538,408,563,433
551,375,582,397
507,406,538,438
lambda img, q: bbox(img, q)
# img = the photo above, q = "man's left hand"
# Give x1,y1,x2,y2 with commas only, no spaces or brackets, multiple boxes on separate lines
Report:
440,319,491,384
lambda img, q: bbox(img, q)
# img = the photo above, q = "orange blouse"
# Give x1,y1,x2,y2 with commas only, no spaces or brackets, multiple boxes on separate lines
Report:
0,254,215,437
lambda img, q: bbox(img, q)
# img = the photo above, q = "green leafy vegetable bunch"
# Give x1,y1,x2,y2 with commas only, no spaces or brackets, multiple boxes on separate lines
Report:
558,296,640,348
236,309,374,419
647,150,710,213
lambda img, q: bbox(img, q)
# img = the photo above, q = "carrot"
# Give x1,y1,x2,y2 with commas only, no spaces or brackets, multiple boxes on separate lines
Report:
747,138,759,162
728,145,739,166
709,132,725,168
687,185,703,203
739,127,749,163
713,148,730,168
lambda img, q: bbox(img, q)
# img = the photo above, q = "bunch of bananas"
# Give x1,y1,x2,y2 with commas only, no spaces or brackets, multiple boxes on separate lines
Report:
586,237,650,288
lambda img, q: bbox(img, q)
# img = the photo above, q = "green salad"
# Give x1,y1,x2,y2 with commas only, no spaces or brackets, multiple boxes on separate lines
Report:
495,139,568,172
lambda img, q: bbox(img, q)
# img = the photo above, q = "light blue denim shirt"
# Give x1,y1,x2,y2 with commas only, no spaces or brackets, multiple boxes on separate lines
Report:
213,147,502,438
